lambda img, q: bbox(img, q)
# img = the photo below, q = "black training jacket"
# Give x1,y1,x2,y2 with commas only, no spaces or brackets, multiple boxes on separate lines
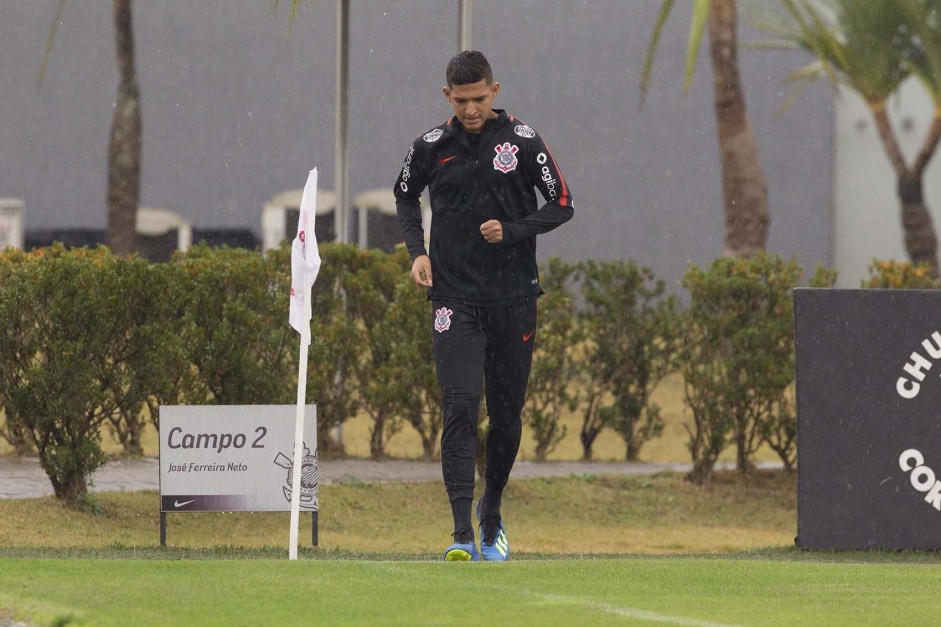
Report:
394,110,574,306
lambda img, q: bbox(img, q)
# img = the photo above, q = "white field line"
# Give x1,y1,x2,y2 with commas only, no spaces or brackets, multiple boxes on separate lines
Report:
534,593,745,627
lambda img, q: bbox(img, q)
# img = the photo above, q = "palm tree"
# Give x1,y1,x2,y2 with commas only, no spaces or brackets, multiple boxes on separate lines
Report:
756,0,941,276
41,0,140,256
106,0,141,257
642,0,770,257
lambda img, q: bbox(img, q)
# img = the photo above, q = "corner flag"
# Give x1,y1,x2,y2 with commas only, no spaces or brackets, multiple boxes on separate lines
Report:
289,168,322,343
288,168,321,560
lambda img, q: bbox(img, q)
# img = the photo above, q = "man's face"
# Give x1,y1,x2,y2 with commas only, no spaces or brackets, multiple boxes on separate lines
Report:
443,79,500,133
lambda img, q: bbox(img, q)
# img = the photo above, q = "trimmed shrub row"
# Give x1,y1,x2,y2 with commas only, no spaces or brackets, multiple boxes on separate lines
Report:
0,244,931,501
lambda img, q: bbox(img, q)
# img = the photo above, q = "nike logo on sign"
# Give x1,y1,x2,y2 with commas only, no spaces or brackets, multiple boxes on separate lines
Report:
174,499,196,508
438,155,457,165
522,330,535,342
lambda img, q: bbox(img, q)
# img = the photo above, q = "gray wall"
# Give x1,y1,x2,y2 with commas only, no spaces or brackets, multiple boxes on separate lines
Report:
0,0,833,287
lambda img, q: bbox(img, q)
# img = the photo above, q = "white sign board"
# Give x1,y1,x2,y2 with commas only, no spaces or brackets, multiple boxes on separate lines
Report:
159,405,317,513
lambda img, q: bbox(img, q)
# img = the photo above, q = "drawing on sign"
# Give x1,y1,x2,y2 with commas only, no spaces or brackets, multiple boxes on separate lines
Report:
273,443,318,510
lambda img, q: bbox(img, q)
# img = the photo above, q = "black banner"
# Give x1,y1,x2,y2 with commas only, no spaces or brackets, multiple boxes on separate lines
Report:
795,288,941,549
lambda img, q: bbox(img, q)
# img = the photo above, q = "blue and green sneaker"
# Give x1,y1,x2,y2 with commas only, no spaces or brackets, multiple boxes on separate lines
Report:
476,499,510,562
444,534,479,561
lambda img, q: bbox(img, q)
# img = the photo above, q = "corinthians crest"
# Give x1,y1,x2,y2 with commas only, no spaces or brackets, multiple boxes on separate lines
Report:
493,142,519,173
434,307,453,333
273,443,318,511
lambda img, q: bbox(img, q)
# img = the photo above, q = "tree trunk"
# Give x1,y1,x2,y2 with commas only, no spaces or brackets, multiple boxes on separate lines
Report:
735,427,749,474
420,433,436,461
686,460,714,486
626,438,640,462
52,473,89,503
579,394,603,461
899,174,939,276
580,436,594,462
369,419,385,459
106,0,141,257
708,0,769,257
870,105,941,277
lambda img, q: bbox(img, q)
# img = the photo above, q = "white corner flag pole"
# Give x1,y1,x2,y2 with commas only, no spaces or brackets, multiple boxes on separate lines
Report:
288,168,322,560
289,323,310,560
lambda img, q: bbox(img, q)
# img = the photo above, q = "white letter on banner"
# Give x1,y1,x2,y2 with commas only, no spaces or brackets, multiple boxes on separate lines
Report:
904,351,932,381
923,332,941,359
897,377,920,399
911,466,936,492
900,449,925,472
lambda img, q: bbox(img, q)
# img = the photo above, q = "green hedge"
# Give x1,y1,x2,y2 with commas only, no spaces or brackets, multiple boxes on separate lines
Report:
4,244,925,502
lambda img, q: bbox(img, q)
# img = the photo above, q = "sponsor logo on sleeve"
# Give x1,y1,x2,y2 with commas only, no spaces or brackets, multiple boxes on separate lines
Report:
493,142,519,173
514,124,535,138
399,146,414,192
536,152,559,200
423,129,444,143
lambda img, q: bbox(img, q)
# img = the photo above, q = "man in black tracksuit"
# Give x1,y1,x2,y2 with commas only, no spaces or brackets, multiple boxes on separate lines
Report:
394,50,573,561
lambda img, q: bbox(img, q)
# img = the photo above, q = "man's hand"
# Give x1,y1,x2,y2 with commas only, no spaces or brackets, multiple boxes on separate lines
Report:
480,220,503,243
411,255,433,288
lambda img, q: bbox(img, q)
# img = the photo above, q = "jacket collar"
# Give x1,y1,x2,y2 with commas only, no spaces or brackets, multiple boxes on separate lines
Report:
447,109,509,135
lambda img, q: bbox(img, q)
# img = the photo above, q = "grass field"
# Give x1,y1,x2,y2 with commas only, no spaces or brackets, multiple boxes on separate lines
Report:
0,472,796,553
0,378,925,625
2,551,941,626
3,471,941,625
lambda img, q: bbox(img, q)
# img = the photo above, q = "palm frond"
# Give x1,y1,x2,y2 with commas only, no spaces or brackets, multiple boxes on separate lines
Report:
898,0,941,100
683,0,711,94
752,0,910,102
639,0,678,106
38,0,68,88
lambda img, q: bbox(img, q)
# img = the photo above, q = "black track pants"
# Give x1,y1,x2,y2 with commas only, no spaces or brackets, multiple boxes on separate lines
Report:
432,299,537,503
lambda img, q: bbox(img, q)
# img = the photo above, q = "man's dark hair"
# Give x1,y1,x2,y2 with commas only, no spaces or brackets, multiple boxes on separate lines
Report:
446,50,493,87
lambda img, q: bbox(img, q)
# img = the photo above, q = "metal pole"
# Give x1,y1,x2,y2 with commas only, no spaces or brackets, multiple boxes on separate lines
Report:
458,0,472,52
357,206,367,248
333,0,351,448
335,0,350,244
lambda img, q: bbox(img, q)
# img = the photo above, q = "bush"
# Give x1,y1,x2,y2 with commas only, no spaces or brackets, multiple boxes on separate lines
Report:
380,251,442,461
862,259,939,289
0,246,178,502
757,263,837,472
523,258,580,461
173,243,295,407
0,249,36,455
345,247,409,459
680,254,800,484
3,241,859,497
578,259,680,461
298,243,367,455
